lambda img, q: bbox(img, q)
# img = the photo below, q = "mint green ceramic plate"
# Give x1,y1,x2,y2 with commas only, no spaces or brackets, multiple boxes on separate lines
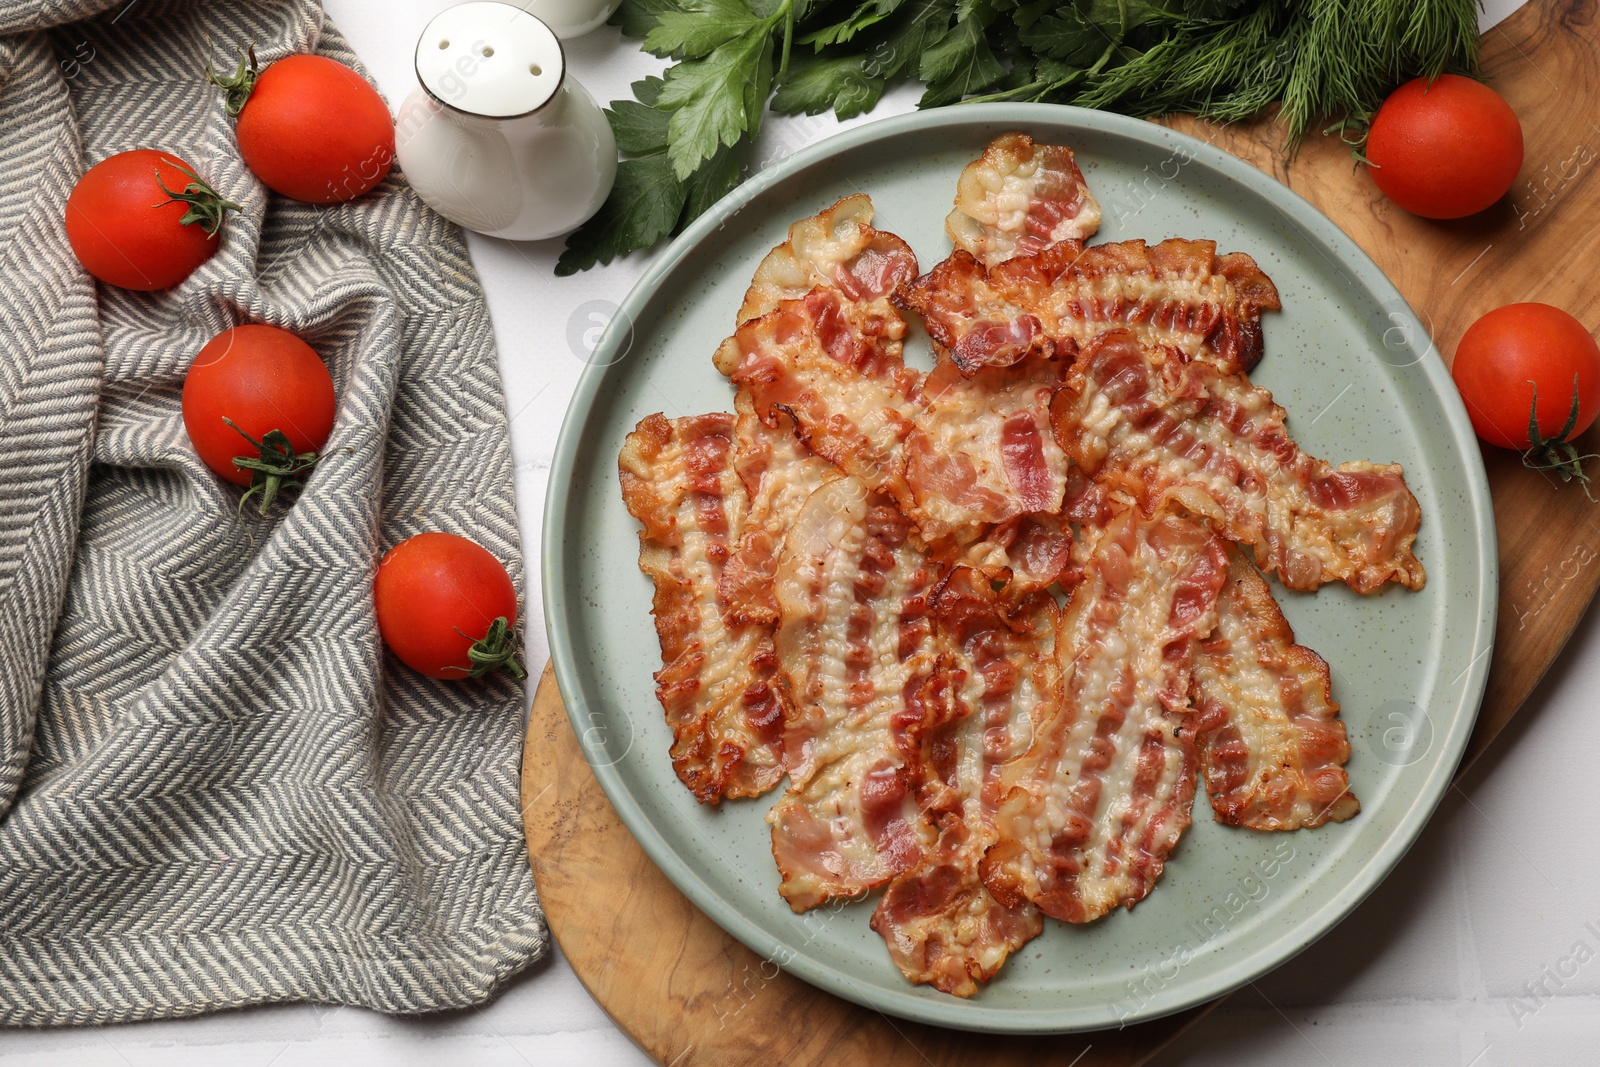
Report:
543,104,1496,1033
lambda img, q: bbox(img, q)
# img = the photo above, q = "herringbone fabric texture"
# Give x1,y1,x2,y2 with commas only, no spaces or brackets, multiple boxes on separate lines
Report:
0,0,547,1024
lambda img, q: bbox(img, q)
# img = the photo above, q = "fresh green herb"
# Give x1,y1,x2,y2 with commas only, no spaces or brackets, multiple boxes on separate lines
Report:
554,0,793,275
557,0,1481,274
771,53,886,118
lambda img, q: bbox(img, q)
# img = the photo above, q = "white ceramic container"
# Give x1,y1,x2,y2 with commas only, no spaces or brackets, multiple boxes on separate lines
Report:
394,1,617,241
520,0,622,39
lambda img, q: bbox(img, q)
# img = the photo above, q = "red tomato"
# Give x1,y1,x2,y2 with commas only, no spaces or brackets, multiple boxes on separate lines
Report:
374,533,523,680
64,149,234,290
181,324,337,487
228,54,395,204
1451,303,1600,450
1365,74,1523,219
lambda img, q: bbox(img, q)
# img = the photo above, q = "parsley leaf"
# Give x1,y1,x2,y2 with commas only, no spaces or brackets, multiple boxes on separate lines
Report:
608,99,671,154
798,0,907,47
645,0,771,57
682,144,744,224
1011,0,1053,31
773,52,885,119
918,15,1004,107
612,0,678,39
659,30,776,180
1019,13,1115,66
1018,0,1167,64
634,75,667,107
1031,54,1082,85
867,0,957,80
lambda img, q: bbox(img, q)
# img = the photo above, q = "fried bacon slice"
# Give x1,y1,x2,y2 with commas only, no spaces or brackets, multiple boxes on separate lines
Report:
898,238,1281,377
767,476,945,911
984,507,1228,924
737,193,919,326
1051,329,1425,594
874,820,1045,997
716,287,922,514
718,394,837,626
619,413,789,803
718,288,1077,551
946,133,1102,267
720,193,1082,552
901,339,1075,543
871,569,1056,996
1191,548,1360,829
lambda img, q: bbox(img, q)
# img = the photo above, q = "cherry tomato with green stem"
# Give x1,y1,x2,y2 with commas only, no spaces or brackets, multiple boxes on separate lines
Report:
1452,302,1600,491
181,324,337,513
209,46,395,204
64,149,238,290
374,533,526,681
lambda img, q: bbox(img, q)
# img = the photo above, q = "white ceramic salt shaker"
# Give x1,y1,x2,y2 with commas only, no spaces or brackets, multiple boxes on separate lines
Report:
394,1,617,241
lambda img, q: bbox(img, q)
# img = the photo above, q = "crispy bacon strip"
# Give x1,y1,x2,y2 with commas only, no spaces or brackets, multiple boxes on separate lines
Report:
872,570,1056,995
984,507,1228,923
718,287,1078,552
715,198,931,539
898,238,1281,376
718,394,837,626
902,345,1073,542
1051,329,1426,594
874,821,1044,997
711,294,917,539
767,477,944,911
716,287,922,514
1192,549,1360,829
946,133,1102,267
738,193,919,326
619,413,789,803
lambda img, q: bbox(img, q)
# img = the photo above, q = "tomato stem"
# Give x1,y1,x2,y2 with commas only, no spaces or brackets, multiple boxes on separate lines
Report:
224,418,325,516
1522,376,1600,502
154,159,240,236
453,617,528,681
1325,113,1375,164
207,41,259,117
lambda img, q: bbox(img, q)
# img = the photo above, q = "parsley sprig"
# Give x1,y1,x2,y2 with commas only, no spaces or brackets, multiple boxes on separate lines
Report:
557,0,1480,275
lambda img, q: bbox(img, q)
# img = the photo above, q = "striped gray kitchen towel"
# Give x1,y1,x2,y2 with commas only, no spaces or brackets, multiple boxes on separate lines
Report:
0,0,548,1024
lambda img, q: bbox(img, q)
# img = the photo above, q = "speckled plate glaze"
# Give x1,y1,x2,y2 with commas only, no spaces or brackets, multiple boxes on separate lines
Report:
542,105,1497,1033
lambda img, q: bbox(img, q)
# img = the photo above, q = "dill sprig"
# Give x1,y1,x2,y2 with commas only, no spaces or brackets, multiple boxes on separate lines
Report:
1070,4,1300,126
1281,0,1481,143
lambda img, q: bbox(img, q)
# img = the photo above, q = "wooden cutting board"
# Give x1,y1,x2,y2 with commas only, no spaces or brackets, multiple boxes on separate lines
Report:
522,2,1600,1062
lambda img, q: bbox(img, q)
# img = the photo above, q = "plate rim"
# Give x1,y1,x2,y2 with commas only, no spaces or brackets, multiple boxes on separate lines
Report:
541,102,1499,1033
